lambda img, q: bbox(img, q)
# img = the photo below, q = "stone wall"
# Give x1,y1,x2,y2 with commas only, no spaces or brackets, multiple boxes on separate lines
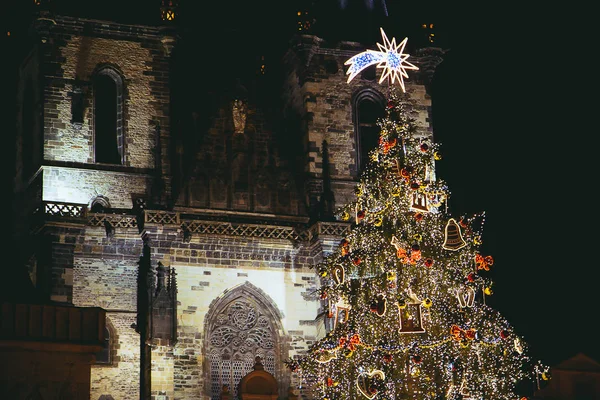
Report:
36,15,173,209
282,34,434,215
64,217,337,399
42,166,151,208
155,233,321,400
90,312,140,400
16,12,438,400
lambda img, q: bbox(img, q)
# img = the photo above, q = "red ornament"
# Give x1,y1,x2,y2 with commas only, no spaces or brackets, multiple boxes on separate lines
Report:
383,354,393,363
387,100,394,109
467,273,476,282
352,257,362,265
383,138,397,154
500,330,510,339
420,143,429,152
475,253,494,271
424,258,434,267
414,212,423,221
327,377,334,387
357,210,365,219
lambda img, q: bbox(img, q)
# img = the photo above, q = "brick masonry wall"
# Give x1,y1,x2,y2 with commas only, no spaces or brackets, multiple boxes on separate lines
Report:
38,225,84,304
151,344,175,399
73,227,144,400
62,214,341,400
69,220,330,399
43,166,151,208
90,312,140,400
154,232,320,399
173,263,319,400
303,71,433,208
44,25,163,168
66,226,143,399
282,36,434,215
37,16,174,209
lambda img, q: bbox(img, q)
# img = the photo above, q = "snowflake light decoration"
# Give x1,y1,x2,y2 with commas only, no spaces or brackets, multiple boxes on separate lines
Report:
345,27,419,92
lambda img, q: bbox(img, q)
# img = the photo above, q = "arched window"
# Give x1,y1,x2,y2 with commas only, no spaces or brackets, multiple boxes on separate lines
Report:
90,195,111,213
205,283,283,400
353,89,385,175
95,318,116,365
95,326,111,364
93,67,124,164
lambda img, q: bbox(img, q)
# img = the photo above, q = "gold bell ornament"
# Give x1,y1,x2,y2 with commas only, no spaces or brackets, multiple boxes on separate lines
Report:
442,218,467,250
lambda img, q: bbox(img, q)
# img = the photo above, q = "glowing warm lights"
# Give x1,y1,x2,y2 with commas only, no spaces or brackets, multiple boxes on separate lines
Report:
442,218,467,250
345,28,419,91
286,88,548,399
356,369,385,399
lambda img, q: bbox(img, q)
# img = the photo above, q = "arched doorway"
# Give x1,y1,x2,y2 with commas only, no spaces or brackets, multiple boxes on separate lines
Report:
204,282,286,400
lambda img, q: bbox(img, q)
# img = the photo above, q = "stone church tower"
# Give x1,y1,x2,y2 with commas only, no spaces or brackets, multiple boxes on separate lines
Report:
9,1,444,399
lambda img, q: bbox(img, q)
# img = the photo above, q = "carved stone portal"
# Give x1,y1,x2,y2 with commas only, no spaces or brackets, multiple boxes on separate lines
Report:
208,298,277,399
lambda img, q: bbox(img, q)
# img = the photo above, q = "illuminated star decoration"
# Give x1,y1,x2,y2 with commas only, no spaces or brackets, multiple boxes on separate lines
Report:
345,27,419,92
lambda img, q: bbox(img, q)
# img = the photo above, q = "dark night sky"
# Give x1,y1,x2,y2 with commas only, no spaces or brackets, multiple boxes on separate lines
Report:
431,11,596,367
2,1,594,368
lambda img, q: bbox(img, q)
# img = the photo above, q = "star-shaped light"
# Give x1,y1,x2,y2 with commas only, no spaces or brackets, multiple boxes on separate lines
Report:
345,28,419,92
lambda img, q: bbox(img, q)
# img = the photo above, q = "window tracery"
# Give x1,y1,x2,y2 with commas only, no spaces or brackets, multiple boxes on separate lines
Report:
207,298,277,399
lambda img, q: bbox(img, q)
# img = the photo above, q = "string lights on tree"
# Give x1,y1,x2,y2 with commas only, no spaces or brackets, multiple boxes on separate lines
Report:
287,28,549,399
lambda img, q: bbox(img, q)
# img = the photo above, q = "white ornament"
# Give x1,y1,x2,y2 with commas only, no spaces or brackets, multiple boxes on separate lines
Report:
345,27,419,92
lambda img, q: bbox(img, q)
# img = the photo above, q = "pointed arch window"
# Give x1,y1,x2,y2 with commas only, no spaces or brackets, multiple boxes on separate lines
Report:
205,285,282,400
353,90,385,175
95,317,116,366
95,326,111,364
93,67,124,165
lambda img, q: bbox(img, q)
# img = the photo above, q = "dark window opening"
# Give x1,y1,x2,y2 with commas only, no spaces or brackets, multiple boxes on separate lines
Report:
90,202,107,213
93,68,124,165
356,97,384,173
95,74,120,164
95,326,111,364
71,87,84,129
90,195,111,213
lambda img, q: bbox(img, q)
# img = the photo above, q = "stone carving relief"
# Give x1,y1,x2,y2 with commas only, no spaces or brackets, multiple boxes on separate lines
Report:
232,99,248,134
208,299,277,400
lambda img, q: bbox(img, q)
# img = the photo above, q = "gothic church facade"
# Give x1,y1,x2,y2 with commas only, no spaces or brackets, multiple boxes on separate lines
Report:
10,3,443,399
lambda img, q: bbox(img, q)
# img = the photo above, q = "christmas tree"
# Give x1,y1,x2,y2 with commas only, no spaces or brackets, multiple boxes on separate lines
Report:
286,30,548,400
